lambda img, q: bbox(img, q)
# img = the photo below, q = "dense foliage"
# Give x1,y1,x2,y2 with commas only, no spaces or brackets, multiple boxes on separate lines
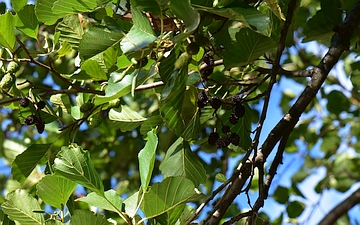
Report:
1,0,360,224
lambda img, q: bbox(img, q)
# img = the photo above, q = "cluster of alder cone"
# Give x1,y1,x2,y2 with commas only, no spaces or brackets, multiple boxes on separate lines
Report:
20,97,46,134
198,91,245,148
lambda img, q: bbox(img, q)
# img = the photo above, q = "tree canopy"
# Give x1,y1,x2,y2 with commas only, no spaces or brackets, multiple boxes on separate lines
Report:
1,0,360,224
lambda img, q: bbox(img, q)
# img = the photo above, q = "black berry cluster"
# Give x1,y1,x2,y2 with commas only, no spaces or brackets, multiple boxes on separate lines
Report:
227,95,245,125
207,125,241,148
20,98,46,134
201,52,214,78
209,96,222,110
197,91,209,108
20,98,30,107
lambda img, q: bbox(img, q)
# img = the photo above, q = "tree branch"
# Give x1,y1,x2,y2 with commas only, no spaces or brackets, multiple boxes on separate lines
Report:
203,1,360,224
318,187,360,225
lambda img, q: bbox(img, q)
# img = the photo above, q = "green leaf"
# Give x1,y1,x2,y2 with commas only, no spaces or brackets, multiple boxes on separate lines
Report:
120,25,157,53
0,209,15,225
140,115,163,135
217,28,276,68
193,5,270,33
138,130,158,190
273,186,289,204
56,14,84,49
11,0,28,12
155,204,186,225
159,137,207,186
169,0,200,42
16,5,39,40
0,11,16,50
94,72,133,105
36,174,77,209
79,26,124,60
120,3,157,53
264,0,285,21
215,173,227,183
1,189,44,225
53,144,104,195
123,191,140,218
80,59,107,80
11,144,51,184
160,69,187,135
52,0,97,15
35,0,63,25
302,10,335,45
326,90,351,116
71,210,111,225
45,219,64,225
286,201,305,218
108,105,147,132
140,177,196,219
76,190,122,213
131,0,162,14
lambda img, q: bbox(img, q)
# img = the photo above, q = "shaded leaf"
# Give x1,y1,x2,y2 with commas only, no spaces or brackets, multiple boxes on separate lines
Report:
80,59,107,80
217,28,276,68
0,210,15,225
2,189,44,225
286,201,305,218
11,144,51,184
71,210,111,225
53,144,104,195
79,26,123,60
160,137,207,186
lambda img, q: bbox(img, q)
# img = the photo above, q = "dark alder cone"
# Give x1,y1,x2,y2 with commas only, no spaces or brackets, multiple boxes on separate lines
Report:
229,133,240,146
36,118,45,134
229,112,239,124
197,91,208,108
235,104,245,118
222,125,231,134
208,132,220,146
232,95,241,104
210,96,222,110
19,98,30,108
24,115,38,125
216,137,230,148
203,53,214,66
36,101,46,110
201,67,214,78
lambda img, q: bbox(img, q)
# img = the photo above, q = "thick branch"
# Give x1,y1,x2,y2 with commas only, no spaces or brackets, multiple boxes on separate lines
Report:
318,188,360,225
203,1,360,224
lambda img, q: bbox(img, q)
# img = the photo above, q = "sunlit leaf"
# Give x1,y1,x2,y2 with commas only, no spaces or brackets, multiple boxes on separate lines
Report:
36,174,77,209
0,11,16,50
16,5,39,39
2,189,44,225
108,105,147,132
76,190,122,213
140,177,196,218
53,144,104,195
56,14,84,48
138,130,158,190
